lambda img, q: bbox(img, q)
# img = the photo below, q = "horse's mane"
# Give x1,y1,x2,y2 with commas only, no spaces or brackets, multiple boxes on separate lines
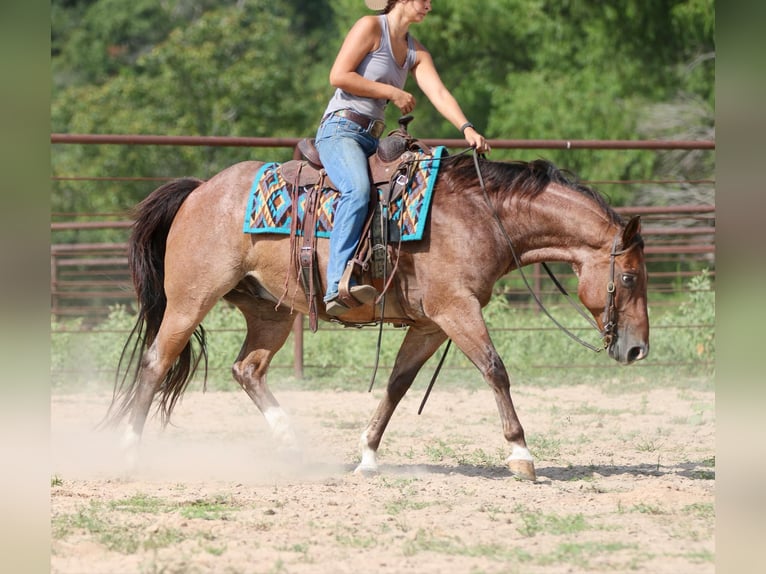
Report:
441,155,621,225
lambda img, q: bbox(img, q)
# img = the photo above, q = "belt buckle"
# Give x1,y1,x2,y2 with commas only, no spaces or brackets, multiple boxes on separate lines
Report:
369,120,385,139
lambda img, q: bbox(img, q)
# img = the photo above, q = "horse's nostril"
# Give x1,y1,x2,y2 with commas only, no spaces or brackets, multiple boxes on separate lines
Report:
627,345,646,363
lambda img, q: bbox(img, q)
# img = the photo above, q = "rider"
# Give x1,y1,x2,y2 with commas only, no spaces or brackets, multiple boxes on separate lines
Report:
316,0,491,316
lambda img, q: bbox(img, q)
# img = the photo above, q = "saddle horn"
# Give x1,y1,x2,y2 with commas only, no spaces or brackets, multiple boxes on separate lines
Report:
398,115,414,133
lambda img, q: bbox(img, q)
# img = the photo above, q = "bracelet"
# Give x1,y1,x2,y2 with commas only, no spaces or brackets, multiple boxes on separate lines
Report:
460,121,474,135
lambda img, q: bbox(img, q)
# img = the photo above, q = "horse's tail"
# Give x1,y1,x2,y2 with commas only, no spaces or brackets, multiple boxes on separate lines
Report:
105,177,206,428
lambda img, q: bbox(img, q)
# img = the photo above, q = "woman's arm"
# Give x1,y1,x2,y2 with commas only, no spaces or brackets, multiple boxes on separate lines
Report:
328,16,416,113
411,40,490,152
329,17,416,114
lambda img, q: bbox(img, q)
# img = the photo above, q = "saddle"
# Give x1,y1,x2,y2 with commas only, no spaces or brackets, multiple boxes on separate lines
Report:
284,116,432,330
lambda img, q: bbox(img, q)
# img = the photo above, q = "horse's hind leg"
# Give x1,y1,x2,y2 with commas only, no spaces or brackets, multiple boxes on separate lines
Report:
225,294,299,452
121,304,214,466
356,325,448,474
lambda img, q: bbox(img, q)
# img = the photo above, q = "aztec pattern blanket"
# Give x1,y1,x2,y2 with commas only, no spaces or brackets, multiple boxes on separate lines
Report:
243,146,446,241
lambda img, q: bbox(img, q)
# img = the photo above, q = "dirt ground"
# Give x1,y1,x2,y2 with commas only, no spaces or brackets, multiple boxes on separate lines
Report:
51,381,715,574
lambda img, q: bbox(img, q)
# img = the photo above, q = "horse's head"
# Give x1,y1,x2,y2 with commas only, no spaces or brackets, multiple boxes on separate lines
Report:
577,216,650,365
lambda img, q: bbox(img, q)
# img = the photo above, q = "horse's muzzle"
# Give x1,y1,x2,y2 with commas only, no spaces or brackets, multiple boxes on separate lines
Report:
608,334,649,365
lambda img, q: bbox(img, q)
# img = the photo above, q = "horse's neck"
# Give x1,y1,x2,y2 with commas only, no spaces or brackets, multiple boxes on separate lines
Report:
511,184,616,267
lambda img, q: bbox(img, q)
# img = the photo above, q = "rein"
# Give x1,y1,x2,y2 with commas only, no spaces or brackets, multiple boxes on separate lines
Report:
471,150,616,353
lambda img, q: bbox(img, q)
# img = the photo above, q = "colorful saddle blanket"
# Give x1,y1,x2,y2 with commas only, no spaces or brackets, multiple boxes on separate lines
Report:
243,146,446,241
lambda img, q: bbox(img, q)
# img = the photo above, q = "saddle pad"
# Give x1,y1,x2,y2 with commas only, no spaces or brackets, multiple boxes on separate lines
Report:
243,146,446,241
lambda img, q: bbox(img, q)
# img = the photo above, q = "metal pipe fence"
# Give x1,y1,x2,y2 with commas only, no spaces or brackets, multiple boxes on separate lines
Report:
51,134,715,376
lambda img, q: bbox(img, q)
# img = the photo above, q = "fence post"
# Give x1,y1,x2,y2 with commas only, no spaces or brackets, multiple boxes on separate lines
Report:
51,252,58,319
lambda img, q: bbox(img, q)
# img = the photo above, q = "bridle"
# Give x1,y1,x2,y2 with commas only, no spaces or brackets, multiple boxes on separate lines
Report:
600,233,641,350
417,149,639,415
471,149,638,353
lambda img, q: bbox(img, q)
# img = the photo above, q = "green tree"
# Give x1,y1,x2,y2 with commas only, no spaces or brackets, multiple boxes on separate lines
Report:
51,0,714,217
52,1,325,215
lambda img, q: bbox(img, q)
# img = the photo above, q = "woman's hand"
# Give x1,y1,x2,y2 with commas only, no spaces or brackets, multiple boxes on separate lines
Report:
391,88,417,115
464,126,491,153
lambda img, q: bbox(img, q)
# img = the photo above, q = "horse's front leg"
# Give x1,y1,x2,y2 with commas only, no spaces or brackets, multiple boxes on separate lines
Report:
356,325,448,475
433,298,537,481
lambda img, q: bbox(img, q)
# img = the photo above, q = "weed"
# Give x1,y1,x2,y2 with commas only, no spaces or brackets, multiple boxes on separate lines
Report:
423,439,457,463
385,498,431,515
630,503,667,515
529,434,562,460
690,469,715,480
683,502,715,519
684,549,715,563
514,506,588,538
538,541,637,568
334,524,376,549
179,496,235,521
402,528,533,563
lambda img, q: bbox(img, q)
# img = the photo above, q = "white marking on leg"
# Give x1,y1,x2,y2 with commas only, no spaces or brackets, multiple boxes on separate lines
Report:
507,445,534,462
263,407,297,450
354,429,379,474
120,427,141,471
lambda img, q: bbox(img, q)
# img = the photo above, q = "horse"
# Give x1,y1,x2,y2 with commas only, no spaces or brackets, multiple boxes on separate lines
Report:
106,151,649,482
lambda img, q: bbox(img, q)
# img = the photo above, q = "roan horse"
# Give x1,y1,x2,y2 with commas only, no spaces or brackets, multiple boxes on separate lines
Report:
106,149,649,481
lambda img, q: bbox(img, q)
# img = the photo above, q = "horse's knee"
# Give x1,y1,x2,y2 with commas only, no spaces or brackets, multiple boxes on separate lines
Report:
482,353,510,390
232,359,265,387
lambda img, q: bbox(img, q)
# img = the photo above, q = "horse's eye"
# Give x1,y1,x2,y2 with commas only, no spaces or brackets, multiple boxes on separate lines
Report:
621,273,637,288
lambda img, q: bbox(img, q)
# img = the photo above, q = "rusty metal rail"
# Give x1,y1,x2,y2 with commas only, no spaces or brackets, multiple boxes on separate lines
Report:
51,134,715,377
51,132,715,150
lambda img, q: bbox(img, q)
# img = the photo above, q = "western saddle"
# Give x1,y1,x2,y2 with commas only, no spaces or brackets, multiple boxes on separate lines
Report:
281,115,431,330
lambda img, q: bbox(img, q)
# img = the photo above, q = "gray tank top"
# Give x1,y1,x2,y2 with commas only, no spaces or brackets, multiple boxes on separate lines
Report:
323,14,417,121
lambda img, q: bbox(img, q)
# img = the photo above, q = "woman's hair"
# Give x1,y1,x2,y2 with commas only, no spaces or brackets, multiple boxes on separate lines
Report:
383,1,399,14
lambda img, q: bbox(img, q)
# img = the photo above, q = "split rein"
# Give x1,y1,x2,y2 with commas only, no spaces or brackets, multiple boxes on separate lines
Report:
468,149,625,354
375,147,633,415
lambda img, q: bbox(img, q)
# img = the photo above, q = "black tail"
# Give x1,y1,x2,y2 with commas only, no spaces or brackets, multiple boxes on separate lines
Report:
105,177,207,427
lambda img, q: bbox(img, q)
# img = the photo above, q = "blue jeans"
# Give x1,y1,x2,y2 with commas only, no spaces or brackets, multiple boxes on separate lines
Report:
315,114,379,301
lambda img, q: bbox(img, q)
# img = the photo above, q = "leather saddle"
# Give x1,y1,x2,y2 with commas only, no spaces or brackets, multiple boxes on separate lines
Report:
283,116,431,329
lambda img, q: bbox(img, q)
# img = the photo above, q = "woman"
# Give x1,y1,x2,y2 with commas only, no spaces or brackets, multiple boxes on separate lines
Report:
316,0,491,316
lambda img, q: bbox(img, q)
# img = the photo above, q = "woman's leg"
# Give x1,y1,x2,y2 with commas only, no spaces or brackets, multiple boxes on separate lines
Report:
315,117,377,301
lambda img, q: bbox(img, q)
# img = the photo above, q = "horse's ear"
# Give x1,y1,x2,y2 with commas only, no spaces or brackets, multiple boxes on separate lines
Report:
622,216,641,248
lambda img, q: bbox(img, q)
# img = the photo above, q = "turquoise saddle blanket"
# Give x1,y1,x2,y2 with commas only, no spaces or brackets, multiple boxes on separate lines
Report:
243,146,446,241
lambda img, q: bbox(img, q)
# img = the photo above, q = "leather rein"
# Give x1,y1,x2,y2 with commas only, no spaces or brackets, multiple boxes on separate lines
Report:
469,149,633,353
399,148,637,415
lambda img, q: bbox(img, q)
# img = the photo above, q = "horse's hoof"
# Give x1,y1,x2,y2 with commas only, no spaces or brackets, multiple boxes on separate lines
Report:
353,464,380,478
508,459,537,481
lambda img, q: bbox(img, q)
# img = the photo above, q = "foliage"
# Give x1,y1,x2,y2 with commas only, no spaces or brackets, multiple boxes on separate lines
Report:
51,271,715,392
653,269,715,364
51,0,715,218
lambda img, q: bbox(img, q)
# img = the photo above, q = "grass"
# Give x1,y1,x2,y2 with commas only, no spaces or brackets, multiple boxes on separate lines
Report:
52,501,185,554
402,528,534,563
514,507,590,538
51,272,715,393
52,492,244,555
537,541,639,569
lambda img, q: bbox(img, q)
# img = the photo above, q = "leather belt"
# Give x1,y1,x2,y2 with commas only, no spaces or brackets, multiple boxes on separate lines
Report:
331,109,386,139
